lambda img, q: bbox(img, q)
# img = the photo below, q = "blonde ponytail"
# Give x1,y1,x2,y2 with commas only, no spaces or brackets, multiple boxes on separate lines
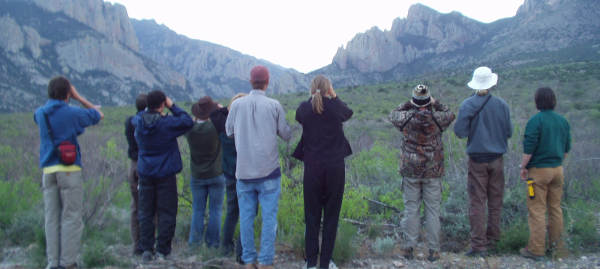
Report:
310,75,331,114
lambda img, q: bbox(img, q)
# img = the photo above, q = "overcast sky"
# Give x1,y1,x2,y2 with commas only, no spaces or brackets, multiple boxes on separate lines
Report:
112,0,525,73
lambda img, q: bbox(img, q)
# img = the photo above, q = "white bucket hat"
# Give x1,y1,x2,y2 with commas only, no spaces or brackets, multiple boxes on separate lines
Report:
468,66,498,90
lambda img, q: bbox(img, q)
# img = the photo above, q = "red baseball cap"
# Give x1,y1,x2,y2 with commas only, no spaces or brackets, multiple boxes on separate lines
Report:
250,65,269,83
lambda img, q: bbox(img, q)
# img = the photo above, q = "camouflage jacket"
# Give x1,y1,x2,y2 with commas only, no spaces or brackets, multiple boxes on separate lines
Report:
388,101,456,178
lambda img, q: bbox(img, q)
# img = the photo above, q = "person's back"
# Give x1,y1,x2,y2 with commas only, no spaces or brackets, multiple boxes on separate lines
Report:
224,65,291,268
454,92,513,158
185,121,222,179
523,110,570,167
227,90,291,179
388,85,455,262
34,76,103,269
453,67,514,257
132,90,193,261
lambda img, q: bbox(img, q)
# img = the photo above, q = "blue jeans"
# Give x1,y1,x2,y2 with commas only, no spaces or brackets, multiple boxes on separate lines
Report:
237,177,281,265
189,174,226,248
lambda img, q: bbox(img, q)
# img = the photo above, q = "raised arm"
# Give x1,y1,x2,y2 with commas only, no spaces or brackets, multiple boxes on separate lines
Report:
432,99,456,131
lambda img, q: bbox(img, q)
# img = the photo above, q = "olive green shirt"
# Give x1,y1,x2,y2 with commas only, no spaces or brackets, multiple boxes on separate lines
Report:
184,120,222,179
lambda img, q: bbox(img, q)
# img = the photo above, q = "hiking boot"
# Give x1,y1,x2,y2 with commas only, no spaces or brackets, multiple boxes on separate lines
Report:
465,249,488,258
427,249,441,262
327,260,338,269
520,247,545,261
156,252,171,261
141,250,154,262
403,247,414,260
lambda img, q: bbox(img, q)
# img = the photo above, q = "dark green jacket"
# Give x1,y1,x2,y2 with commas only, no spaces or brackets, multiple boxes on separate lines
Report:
184,120,222,179
523,109,571,168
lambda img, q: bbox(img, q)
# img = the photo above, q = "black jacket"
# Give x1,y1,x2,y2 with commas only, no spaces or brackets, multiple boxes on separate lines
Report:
124,116,138,160
292,97,353,165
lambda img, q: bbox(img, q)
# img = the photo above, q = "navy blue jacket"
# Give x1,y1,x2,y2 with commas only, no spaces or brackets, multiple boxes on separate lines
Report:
132,104,194,179
34,99,101,168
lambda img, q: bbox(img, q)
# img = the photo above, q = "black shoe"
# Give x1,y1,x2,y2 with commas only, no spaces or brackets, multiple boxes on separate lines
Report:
521,247,545,261
236,254,244,265
465,249,488,258
403,247,414,260
427,249,440,262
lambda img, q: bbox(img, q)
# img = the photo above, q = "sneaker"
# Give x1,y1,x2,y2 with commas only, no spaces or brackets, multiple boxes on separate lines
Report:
465,249,488,258
427,249,440,262
327,260,338,269
403,247,414,260
141,250,154,262
520,247,545,261
156,252,171,261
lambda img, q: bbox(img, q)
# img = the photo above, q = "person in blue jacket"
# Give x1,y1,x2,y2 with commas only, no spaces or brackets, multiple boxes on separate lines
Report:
34,76,103,269
132,90,194,262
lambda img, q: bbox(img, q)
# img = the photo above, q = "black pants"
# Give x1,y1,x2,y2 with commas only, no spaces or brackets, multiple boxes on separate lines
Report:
138,174,178,255
304,160,346,268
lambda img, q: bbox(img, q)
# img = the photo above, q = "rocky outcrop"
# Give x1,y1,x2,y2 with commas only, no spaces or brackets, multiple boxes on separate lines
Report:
332,4,486,74
321,0,600,87
26,0,139,51
131,19,311,98
0,0,202,112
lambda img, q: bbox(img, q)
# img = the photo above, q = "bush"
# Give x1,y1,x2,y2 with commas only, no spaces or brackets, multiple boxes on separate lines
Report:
496,219,530,254
82,240,129,267
331,222,358,264
371,236,395,257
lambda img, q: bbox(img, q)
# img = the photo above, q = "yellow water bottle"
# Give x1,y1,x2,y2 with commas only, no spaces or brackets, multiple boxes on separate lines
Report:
527,178,535,199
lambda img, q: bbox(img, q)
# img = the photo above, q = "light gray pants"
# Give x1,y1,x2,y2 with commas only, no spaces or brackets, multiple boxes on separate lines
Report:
400,177,442,252
43,171,84,268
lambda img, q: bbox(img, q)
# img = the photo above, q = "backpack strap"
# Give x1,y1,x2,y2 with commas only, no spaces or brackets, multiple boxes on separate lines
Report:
399,110,418,132
43,113,56,147
428,110,444,132
473,95,493,119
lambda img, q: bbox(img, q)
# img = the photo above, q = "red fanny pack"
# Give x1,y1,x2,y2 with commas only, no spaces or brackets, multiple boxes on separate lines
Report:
44,113,78,165
57,141,77,165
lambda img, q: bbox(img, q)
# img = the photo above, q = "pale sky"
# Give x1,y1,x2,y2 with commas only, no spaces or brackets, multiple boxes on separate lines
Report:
112,0,525,73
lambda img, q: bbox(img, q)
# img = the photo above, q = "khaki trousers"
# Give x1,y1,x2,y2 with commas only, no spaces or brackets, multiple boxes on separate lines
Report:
526,166,564,256
42,171,84,268
128,160,141,254
467,157,505,251
400,177,442,252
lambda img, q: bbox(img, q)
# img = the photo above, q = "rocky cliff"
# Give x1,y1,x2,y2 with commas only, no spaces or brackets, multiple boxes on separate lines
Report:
0,0,202,113
321,0,600,86
131,19,311,98
25,0,139,51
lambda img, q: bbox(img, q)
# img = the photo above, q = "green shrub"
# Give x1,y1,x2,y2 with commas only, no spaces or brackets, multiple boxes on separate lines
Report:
331,222,358,264
371,236,395,257
3,206,44,246
496,219,530,254
82,240,129,267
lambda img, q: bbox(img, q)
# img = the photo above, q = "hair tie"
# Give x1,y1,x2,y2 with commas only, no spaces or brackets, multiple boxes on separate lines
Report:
316,89,320,93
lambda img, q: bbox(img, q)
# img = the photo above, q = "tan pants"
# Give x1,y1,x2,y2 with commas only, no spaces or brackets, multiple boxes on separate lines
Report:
526,166,564,256
400,177,442,252
42,171,83,268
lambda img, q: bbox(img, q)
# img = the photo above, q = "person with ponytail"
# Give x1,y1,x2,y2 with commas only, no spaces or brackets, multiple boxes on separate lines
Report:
292,75,353,269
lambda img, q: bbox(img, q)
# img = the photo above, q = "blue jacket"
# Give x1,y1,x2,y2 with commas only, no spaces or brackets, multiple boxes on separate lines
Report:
34,99,102,168
133,104,194,179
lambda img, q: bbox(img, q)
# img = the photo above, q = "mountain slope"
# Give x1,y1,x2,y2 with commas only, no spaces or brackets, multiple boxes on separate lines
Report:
131,19,311,98
0,0,203,113
315,0,600,86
